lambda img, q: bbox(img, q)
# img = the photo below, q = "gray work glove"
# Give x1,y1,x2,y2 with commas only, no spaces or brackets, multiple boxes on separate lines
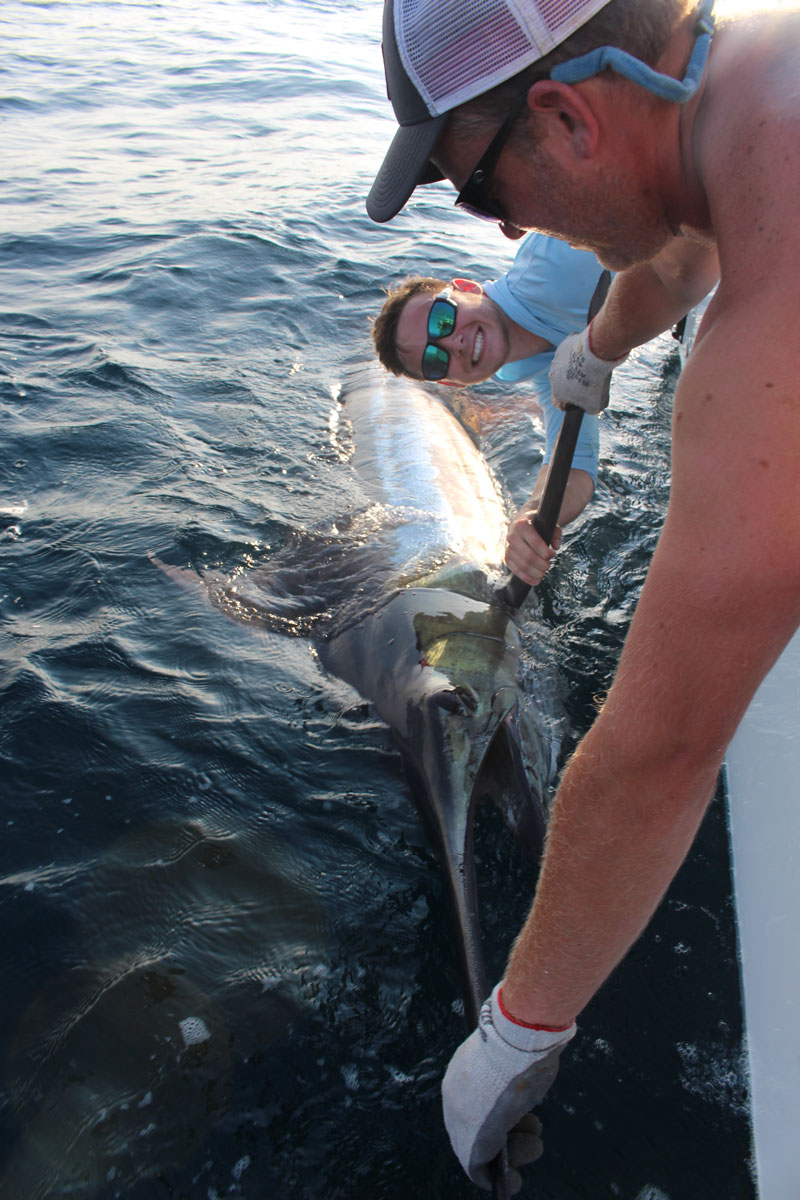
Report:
549,324,627,414
442,984,576,1192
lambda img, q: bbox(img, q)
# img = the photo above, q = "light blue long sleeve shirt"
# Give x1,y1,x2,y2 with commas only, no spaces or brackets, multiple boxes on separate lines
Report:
484,232,608,481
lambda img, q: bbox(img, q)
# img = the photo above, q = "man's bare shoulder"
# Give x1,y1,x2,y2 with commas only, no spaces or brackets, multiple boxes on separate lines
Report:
698,7,800,279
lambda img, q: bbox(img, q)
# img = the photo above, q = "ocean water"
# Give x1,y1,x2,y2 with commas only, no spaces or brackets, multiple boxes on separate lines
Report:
0,2,753,1198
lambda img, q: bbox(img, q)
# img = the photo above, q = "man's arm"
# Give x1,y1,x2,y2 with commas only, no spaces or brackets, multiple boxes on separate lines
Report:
444,280,800,1188
530,464,594,527
549,239,721,419
505,373,599,585
589,237,720,362
504,465,593,587
503,282,800,1024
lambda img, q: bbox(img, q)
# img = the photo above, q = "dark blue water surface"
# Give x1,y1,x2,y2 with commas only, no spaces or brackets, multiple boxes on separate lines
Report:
0,2,752,1197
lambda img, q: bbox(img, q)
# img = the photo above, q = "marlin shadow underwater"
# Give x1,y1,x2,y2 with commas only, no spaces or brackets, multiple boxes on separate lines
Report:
155,361,562,1032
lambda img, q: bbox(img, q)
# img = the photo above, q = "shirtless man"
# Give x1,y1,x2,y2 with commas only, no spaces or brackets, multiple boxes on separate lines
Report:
372,232,611,584
365,0,799,1190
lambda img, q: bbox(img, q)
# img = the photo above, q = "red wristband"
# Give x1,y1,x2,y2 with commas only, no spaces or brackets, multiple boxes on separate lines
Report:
497,986,573,1033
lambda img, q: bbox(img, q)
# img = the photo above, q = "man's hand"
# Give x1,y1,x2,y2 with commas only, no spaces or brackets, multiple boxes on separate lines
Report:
549,324,627,414
442,985,576,1193
505,509,561,587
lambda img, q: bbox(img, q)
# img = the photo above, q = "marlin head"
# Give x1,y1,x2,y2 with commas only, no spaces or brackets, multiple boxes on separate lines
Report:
321,583,553,1027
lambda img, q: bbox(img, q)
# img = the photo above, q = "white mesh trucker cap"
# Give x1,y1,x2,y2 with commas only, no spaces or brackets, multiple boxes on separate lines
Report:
366,0,611,223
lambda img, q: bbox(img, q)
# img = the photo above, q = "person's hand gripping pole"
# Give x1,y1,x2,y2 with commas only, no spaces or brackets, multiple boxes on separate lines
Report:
443,985,576,1193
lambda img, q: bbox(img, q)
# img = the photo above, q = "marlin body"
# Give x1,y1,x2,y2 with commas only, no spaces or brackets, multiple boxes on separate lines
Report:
162,365,558,1028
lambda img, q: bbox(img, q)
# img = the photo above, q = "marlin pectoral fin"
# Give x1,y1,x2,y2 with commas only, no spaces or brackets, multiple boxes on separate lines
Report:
472,714,547,869
149,536,353,637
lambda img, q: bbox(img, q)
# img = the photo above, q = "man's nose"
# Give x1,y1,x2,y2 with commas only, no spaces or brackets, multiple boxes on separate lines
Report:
441,328,466,357
500,221,526,241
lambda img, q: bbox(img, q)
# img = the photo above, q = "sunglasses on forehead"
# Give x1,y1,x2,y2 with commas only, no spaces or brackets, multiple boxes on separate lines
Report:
455,90,530,224
422,287,457,381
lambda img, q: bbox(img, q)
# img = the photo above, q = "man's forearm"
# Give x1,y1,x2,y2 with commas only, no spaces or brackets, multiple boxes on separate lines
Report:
590,239,719,362
528,466,594,527
500,722,721,1026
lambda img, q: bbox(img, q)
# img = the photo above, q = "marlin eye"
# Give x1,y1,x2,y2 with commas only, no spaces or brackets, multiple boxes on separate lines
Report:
432,685,478,715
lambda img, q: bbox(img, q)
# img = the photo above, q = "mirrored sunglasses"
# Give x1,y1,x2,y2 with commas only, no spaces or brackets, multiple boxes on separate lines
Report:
421,287,457,381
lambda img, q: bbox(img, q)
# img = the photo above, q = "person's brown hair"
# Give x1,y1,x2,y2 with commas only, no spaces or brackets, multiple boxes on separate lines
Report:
453,0,690,147
371,276,447,377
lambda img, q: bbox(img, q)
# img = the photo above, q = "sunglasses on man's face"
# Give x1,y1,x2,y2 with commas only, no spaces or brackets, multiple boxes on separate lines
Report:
455,91,531,224
421,287,457,381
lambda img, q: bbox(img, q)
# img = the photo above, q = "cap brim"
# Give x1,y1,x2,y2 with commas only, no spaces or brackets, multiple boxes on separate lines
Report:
366,113,448,223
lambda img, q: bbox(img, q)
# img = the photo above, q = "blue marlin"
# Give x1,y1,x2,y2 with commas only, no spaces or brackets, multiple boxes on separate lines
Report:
155,363,559,1030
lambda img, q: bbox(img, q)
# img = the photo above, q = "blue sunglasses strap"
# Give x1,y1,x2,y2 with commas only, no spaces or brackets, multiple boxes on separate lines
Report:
551,0,715,104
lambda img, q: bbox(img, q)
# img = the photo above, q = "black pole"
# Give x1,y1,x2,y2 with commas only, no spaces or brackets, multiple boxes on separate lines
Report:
500,403,585,608
490,1146,512,1199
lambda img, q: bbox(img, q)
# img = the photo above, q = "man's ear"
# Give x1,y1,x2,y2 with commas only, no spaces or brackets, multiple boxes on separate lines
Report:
451,278,483,295
526,80,599,159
